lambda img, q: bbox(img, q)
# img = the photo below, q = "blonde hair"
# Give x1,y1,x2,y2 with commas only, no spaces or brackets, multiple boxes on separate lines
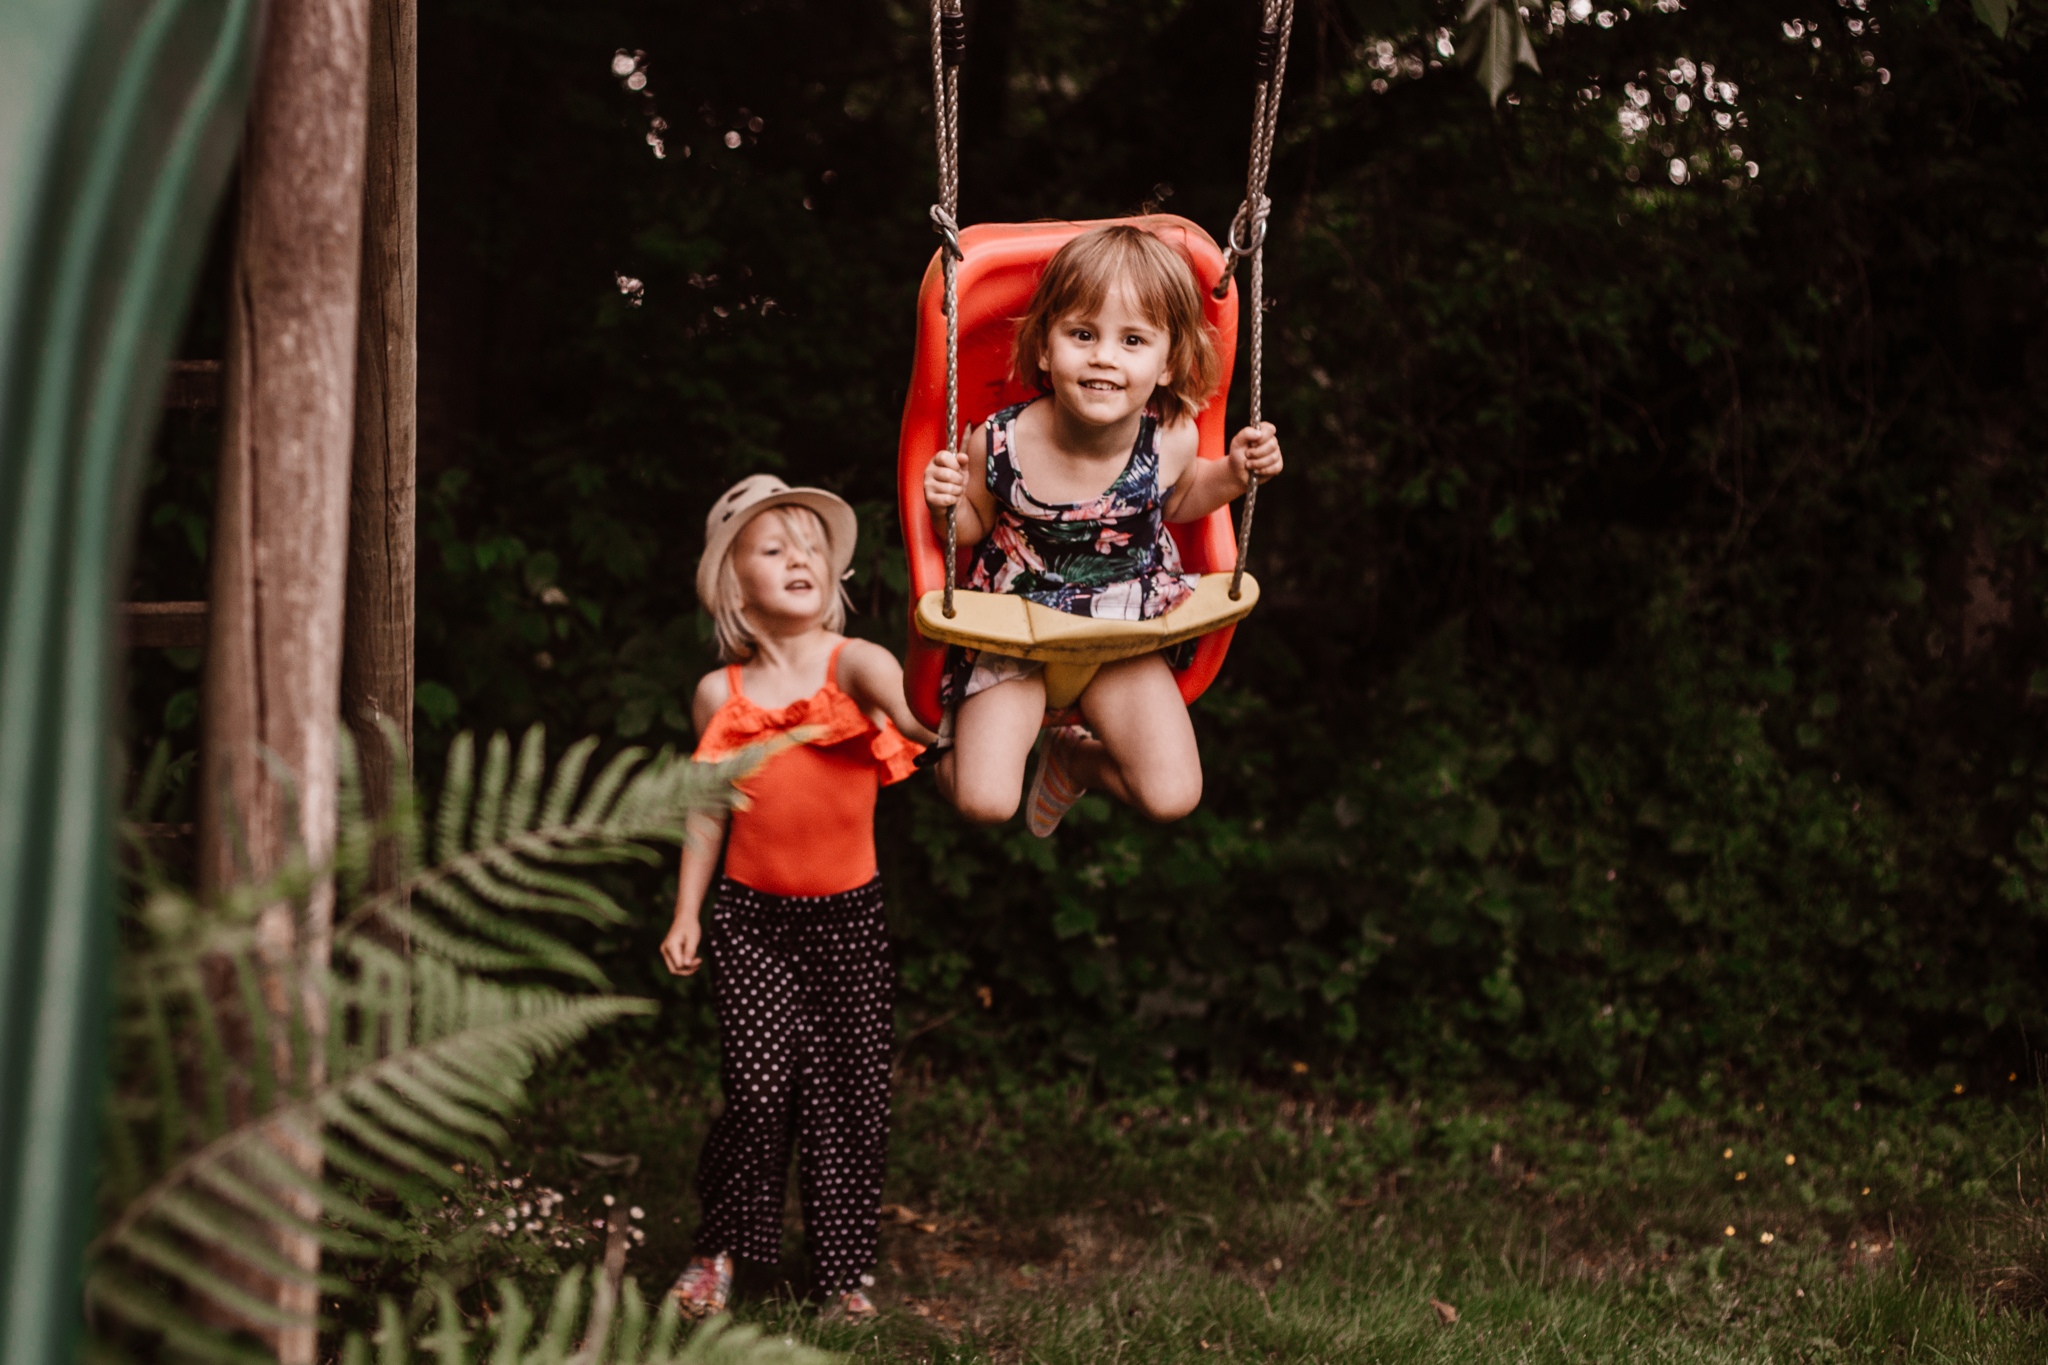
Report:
709,505,847,662
1011,225,1222,426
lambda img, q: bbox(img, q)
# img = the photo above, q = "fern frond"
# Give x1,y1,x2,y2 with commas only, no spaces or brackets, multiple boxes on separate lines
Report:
358,902,555,977
344,725,762,979
92,946,650,1349
333,1277,839,1364
99,981,636,1250
148,1189,350,1292
94,723,755,1360
537,736,601,829
501,725,547,843
187,1157,386,1253
411,877,607,982
113,1226,316,1330
471,731,513,855
84,1268,278,1365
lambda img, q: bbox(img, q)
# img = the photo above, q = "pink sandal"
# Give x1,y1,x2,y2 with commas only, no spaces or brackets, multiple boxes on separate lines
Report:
827,1287,878,1321
669,1252,732,1319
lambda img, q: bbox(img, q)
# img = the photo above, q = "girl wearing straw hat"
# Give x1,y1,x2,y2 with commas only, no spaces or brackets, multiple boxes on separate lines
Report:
661,474,933,1322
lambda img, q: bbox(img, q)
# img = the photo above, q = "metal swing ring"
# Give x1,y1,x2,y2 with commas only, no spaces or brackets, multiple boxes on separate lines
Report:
1212,195,1272,297
929,204,964,260
1227,194,1271,259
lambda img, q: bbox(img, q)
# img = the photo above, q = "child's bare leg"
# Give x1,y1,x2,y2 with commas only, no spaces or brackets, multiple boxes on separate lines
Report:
934,674,1047,824
1071,654,1201,822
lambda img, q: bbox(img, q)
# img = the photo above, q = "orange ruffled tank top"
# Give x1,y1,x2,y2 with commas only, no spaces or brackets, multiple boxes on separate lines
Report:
692,640,923,898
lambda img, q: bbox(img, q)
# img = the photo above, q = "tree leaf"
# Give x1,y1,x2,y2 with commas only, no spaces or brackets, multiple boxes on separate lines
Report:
1457,0,1538,106
1971,0,2015,39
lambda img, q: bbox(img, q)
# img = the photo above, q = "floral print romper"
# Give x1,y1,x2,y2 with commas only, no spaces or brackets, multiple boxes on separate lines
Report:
941,398,1196,707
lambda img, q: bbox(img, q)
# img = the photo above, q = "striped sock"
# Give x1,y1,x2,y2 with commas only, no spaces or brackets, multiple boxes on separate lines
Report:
1027,726,1089,838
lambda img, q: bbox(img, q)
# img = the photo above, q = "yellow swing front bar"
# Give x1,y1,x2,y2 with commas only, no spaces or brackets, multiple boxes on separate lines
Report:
914,571,1261,708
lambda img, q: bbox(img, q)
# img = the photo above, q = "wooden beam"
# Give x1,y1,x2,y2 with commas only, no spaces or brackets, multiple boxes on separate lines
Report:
195,0,371,1357
163,358,222,410
120,600,207,649
343,0,417,881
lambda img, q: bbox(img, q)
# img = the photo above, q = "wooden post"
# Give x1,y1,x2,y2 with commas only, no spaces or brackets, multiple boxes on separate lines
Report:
196,0,371,1357
344,0,417,886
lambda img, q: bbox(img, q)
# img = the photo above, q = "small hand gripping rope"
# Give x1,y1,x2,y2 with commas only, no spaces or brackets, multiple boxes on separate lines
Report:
1217,0,1295,601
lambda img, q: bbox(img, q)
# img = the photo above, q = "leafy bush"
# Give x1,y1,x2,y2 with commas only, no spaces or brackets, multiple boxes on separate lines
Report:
121,0,2048,1102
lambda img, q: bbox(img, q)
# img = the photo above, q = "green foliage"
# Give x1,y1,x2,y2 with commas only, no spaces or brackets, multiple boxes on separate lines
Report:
91,727,777,1361
517,1060,2048,1361
355,725,748,983
1457,0,1540,106
381,0,2048,1098
1970,0,2019,40
336,1292,831,1365
125,0,2048,1105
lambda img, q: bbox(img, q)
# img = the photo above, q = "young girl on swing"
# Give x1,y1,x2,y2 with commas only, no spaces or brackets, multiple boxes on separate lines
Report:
923,224,1285,836
659,475,932,1322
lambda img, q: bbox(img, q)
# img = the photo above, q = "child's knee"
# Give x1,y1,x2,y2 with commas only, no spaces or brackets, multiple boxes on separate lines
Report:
952,782,1021,825
1131,768,1201,822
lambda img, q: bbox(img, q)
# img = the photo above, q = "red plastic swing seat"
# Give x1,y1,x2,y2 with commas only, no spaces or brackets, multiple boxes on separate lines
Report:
895,214,1247,732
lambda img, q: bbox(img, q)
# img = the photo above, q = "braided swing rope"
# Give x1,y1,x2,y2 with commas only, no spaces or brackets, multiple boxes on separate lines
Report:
1220,0,1295,602
930,0,966,617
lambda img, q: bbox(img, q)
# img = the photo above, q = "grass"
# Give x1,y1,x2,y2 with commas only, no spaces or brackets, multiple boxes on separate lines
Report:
406,1058,2048,1362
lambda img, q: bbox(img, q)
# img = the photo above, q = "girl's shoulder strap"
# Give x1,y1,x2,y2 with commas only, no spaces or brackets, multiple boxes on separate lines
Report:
724,662,746,701
1138,404,1161,449
984,399,1033,491
989,397,1032,429
825,637,852,689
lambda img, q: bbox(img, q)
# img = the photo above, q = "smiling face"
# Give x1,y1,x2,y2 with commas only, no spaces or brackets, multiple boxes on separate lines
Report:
1011,225,1220,427
728,508,830,631
1037,278,1175,429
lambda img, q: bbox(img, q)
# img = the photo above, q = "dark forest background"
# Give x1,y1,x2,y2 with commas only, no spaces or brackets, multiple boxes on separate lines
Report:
129,0,2048,1106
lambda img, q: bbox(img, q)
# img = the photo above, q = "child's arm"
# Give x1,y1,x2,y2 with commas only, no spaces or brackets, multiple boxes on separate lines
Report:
922,422,994,546
1162,421,1285,523
836,638,941,747
660,808,725,976
660,672,732,977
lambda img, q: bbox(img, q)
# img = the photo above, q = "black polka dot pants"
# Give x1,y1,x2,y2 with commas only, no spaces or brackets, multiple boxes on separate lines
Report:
691,877,893,1296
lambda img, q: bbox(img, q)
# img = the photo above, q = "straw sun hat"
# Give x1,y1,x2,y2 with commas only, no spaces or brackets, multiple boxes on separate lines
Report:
695,473,859,608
